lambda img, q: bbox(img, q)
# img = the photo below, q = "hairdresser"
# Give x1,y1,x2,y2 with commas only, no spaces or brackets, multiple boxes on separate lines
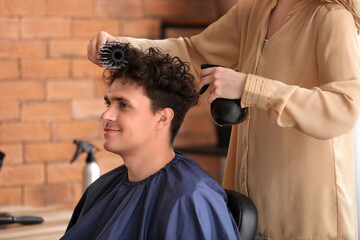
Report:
87,0,360,239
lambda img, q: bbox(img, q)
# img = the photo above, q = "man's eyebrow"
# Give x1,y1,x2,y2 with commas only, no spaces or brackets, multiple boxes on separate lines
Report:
104,95,128,102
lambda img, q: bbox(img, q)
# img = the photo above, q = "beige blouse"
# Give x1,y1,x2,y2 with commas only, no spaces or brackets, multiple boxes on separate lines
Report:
118,0,360,238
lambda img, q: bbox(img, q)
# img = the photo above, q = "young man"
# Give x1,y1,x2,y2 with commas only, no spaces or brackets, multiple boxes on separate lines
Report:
61,44,241,239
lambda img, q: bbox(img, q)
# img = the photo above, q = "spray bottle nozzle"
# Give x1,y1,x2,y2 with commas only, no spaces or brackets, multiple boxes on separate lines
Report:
70,140,99,164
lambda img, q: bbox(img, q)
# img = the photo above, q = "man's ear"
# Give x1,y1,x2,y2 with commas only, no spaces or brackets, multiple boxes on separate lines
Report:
156,108,174,129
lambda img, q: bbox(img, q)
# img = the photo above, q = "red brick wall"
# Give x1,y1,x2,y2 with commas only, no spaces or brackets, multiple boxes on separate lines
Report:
0,0,232,207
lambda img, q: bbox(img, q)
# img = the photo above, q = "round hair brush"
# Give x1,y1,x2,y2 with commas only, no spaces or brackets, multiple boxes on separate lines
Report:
98,42,128,69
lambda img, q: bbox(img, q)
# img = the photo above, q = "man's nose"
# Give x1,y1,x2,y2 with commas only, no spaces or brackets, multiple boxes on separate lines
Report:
101,107,116,121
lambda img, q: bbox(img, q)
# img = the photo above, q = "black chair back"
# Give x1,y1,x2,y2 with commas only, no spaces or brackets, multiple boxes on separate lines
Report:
0,151,4,171
225,189,258,240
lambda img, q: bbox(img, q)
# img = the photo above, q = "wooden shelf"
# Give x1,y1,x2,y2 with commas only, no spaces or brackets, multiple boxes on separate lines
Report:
0,206,72,240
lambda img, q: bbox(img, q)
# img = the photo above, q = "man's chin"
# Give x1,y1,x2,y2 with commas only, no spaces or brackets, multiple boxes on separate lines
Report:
103,141,119,154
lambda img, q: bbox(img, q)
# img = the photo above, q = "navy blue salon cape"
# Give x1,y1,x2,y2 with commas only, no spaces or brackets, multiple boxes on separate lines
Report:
61,153,241,240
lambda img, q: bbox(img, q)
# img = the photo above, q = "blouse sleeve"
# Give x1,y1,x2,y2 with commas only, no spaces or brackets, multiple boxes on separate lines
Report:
116,1,243,81
242,8,360,140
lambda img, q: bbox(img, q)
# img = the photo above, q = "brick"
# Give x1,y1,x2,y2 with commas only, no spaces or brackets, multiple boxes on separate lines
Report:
0,164,45,186
144,0,216,19
0,81,45,101
21,102,71,121
24,183,74,206
21,18,70,39
23,185,43,206
25,141,77,163
0,122,51,143
0,60,19,80
123,19,160,38
95,79,109,97
22,59,70,79
47,80,94,100
72,59,104,78
49,40,89,58
0,40,46,59
96,0,143,18
0,101,20,121
0,0,45,16
71,98,105,119
187,95,210,117
214,0,238,17
72,19,121,38
0,187,22,205
47,162,83,183
194,155,222,183
0,18,19,39
24,185,43,205
0,144,23,165
47,0,94,17
175,128,216,145
72,182,84,203
175,103,217,146
44,183,75,206
51,120,102,141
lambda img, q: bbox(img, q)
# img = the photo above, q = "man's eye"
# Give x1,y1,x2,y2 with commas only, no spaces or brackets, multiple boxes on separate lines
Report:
104,101,110,107
120,102,129,108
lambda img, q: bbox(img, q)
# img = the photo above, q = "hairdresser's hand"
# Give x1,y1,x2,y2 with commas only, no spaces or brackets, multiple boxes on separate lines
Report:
199,67,247,104
87,31,119,67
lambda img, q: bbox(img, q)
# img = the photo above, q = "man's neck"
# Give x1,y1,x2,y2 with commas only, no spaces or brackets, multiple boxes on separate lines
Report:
122,146,175,182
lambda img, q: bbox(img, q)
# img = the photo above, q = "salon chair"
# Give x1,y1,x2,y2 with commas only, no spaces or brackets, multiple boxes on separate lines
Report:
0,151,4,171
225,189,258,240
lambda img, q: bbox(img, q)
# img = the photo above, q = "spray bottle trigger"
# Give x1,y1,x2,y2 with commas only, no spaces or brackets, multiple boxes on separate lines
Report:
70,145,82,163
69,140,98,164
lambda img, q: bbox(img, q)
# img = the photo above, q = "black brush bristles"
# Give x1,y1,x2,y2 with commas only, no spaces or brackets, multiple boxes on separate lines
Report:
98,42,128,69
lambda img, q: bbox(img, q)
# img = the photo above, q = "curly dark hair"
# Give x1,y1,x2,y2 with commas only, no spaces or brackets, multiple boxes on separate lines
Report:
103,43,199,144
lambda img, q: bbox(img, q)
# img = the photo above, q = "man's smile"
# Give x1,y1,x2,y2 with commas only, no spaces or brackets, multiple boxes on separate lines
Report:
104,127,121,134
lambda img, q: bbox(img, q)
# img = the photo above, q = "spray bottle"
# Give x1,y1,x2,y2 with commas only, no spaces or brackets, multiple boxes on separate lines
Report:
70,140,100,191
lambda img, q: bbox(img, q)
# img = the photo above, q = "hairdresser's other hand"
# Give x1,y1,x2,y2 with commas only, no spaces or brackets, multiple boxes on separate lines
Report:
199,67,247,104
87,31,119,67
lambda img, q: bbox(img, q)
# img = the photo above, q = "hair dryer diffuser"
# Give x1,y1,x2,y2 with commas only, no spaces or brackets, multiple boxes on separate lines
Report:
200,64,248,126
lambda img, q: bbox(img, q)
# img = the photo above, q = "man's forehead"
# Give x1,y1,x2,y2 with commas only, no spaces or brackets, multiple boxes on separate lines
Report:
109,78,143,92
105,79,147,101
